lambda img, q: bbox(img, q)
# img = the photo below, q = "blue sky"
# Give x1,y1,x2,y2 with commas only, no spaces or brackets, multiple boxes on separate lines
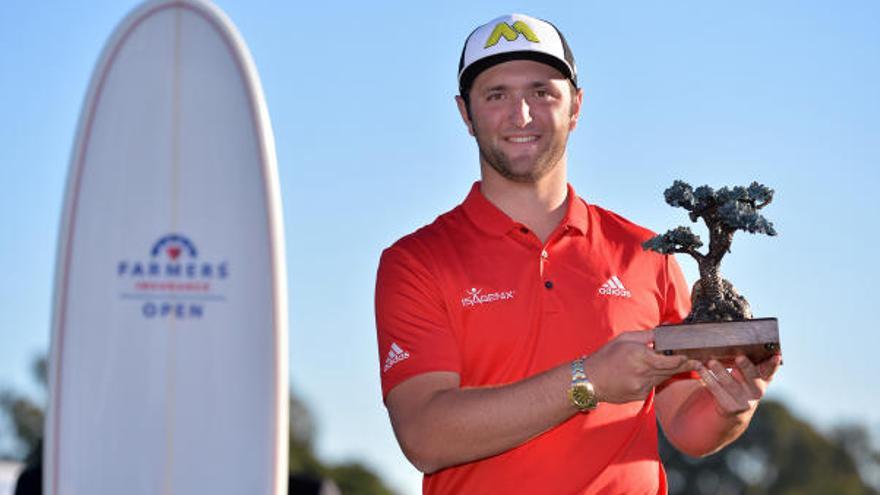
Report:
1,1,879,493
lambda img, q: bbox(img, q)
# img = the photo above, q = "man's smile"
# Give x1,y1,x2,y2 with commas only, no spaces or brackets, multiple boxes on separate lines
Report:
505,135,540,144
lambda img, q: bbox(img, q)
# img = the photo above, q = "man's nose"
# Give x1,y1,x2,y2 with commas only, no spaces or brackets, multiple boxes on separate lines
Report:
509,96,532,127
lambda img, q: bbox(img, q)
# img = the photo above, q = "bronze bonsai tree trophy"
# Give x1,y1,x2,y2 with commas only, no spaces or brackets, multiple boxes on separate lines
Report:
643,180,781,365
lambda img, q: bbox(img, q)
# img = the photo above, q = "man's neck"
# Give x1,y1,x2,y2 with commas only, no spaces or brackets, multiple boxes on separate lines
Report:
479,163,569,244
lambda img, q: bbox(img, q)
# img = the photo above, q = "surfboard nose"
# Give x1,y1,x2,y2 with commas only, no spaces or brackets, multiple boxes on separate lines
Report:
47,1,288,494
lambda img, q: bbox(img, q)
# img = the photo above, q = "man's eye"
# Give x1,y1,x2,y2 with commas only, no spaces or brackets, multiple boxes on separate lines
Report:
487,93,504,101
535,89,550,98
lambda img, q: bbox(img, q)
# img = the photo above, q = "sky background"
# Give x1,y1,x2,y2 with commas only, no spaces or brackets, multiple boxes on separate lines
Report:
1,1,878,493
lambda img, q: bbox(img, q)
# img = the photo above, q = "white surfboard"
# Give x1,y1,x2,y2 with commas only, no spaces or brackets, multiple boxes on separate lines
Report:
45,1,288,493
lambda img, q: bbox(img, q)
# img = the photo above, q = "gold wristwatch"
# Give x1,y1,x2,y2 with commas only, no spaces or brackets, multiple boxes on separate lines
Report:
568,356,598,412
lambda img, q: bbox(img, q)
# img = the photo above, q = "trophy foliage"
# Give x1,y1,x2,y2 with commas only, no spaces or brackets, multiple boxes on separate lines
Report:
643,180,777,322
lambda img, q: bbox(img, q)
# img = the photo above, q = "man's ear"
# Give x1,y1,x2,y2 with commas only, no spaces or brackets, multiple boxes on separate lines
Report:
569,87,584,131
455,95,475,136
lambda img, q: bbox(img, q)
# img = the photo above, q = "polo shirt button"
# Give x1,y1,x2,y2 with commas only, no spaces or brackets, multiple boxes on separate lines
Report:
544,280,553,289
541,250,548,259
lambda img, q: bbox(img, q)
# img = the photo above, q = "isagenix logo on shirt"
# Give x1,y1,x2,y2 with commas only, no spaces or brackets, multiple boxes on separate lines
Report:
461,287,516,307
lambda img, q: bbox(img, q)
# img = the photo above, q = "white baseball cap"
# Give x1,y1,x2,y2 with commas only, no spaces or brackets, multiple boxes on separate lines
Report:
458,14,578,97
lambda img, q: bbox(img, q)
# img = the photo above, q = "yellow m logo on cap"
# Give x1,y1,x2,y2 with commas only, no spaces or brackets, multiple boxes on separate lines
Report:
484,21,540,48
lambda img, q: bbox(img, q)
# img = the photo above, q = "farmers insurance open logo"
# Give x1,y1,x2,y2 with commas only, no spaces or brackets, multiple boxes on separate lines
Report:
116,234,229,319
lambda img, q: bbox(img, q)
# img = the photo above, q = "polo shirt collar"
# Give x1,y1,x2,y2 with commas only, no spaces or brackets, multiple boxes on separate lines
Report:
564,184,589,235
461,181,589,237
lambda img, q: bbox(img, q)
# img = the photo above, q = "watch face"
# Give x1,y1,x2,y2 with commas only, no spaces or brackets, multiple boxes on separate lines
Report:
571,384,597,410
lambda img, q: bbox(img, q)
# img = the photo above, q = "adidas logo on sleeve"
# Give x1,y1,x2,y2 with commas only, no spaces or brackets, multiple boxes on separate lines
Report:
598,275,632,298
383,342,411,372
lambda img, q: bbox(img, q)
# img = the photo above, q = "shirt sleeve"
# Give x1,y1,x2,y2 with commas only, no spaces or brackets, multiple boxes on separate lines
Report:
375,244,461,401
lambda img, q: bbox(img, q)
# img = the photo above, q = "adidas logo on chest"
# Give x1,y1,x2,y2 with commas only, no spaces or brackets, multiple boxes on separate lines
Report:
598,275,632,298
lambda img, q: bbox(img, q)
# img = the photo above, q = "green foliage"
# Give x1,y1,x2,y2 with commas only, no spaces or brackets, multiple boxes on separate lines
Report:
664,180,697,210
660,399,879,495
834,424,880,488
643,226,703,254
717,200,777,235
746,182,774,204
0,392,43,458
0,355,46,459
660,179,777,236
0,355,399,494
31,358,47,390
326,463,398,495
287,392,398,494
289,393,325,477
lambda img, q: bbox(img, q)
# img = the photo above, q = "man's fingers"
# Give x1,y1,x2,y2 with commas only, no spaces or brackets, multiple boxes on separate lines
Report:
757,354,783,381
734,356,766,397
707,360,737,387
645,351,690,371
697,366,739,413
735,356,760,380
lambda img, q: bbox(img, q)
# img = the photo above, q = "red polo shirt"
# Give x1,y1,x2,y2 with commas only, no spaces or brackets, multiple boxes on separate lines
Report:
375,182,691,494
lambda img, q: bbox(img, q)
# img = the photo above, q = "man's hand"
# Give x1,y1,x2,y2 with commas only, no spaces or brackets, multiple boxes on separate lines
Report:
583,330,700,404
656,353,782,457
697,354,782,417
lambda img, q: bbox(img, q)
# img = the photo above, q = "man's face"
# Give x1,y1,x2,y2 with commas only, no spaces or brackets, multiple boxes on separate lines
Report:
457,60,582,184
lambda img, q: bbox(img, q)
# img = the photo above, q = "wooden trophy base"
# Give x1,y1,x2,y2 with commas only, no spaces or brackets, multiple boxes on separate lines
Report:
654,318,780,366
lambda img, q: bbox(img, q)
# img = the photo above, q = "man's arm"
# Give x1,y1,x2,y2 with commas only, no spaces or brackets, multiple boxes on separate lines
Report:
386,330,698,474
655,354,782,457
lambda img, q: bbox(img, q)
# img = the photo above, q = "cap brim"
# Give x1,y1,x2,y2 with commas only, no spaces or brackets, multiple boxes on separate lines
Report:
458,51,576,96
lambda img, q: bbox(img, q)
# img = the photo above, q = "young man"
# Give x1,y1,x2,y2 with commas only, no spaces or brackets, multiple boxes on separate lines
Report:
375,14,781,494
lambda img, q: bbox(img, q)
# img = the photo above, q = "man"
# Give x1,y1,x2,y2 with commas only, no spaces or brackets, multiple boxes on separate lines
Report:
375,14,780,494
